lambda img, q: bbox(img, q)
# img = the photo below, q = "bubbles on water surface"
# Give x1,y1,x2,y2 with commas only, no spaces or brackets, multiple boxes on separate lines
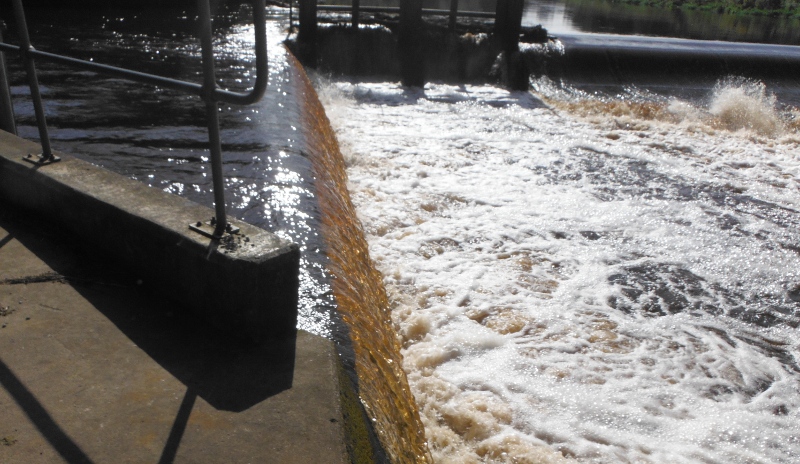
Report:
323,78,800,463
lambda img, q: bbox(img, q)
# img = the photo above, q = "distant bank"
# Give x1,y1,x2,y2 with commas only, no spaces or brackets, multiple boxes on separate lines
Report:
595,0,800,17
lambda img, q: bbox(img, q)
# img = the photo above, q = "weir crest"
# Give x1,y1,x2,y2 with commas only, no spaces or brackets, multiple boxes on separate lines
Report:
290,51,432,463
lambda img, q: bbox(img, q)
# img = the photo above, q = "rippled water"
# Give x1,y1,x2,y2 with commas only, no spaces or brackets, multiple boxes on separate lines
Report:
319,77,800,462
526,0,800,44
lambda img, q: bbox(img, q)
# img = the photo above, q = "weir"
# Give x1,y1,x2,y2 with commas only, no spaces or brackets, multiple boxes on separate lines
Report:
289,51,432,463
289,0,800,94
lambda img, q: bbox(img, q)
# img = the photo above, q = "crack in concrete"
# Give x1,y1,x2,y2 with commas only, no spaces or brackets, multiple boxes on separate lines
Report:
0,272,132,288
0,272,67,285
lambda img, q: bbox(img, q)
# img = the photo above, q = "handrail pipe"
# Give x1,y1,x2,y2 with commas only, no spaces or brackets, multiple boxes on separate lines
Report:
0,22,16,135
11,0,51,159
0,0,268,238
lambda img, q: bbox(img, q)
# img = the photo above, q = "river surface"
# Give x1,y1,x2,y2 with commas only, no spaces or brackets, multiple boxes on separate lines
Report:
524,0,800,44
4,2,800,463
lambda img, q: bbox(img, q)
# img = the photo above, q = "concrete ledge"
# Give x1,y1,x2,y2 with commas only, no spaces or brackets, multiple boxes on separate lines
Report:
0,130,300,342
0,209,350,462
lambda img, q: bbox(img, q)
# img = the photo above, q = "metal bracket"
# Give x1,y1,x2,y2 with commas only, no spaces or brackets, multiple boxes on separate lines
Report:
189,218,239,240
22,153,60,165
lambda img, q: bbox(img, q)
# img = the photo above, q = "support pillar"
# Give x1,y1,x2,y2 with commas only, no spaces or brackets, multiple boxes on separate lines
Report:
494,0,527,90
352,0,360,29
495,0,524,54
448,0,459,32
298,0,318,63
399,0,425,87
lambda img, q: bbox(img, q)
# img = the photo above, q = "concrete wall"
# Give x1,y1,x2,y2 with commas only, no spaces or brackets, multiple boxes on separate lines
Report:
0,130,300,343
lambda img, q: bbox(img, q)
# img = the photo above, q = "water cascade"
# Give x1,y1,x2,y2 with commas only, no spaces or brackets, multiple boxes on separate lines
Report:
290,53,432,463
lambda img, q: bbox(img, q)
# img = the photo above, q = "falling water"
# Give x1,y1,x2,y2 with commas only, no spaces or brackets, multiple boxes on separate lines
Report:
289,52,432,463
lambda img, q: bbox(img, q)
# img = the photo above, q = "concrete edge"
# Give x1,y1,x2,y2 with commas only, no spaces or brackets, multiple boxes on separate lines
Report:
0,130,300,342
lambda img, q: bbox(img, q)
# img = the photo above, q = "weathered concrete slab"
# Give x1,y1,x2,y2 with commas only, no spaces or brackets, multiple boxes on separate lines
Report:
0,130,299,342
0,211,350,463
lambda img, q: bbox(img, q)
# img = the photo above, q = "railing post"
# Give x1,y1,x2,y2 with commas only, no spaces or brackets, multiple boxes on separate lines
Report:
2,0,266,238
448,0,459,32
198,0,230,239
12,0,53,161
399,0,425,87
0,22,17,135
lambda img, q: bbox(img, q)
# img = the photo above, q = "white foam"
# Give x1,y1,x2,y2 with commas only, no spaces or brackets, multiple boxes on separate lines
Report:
320,79,800,463
709,78,784,137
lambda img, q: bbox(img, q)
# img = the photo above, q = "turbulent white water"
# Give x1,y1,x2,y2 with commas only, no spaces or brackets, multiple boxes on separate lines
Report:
319,78,800,463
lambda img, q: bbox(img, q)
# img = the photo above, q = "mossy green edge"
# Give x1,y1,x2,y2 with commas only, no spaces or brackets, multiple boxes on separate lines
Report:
336,358,379,464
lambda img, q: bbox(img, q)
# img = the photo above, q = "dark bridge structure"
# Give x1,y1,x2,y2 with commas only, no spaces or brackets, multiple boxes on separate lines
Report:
293,0,531,88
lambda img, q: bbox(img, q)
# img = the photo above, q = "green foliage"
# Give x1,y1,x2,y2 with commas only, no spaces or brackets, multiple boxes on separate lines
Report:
611,0,800,16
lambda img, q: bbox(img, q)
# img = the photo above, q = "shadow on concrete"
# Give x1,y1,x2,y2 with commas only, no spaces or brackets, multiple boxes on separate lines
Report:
0,232,12,250
157,387,197,464
0,209,296,414
92,293,298,412
0,357,95,464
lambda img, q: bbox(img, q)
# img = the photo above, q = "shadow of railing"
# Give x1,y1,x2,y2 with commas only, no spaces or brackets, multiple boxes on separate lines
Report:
0,357,95,464
0,209,297,462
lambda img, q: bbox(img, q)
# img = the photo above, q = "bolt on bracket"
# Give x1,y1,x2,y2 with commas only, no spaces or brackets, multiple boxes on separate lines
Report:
22,153,60,165
188,217,240,240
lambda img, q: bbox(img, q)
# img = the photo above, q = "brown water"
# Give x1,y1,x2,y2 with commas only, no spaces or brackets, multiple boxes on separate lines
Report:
290,52,432,463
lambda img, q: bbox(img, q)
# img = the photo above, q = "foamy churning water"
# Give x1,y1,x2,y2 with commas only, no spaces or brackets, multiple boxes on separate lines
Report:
318,77,800,463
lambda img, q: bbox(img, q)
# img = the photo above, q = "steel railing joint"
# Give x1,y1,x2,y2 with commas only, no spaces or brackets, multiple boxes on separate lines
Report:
22,152,61,165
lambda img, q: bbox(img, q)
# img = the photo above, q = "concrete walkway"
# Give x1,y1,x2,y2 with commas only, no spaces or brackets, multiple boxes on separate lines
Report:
0,208,349,463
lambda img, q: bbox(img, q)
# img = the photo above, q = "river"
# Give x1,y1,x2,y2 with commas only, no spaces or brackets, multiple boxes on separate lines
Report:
3,1,800,462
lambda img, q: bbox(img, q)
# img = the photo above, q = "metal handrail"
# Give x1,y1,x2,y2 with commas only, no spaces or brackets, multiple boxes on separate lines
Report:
0,0,268,238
